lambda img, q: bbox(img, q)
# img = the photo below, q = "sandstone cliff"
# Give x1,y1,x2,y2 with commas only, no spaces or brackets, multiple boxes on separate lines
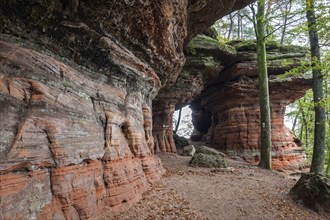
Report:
189,40,312,170
0,0,254,219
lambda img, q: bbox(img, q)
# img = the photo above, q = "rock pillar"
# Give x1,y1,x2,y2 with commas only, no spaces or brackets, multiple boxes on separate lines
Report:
152,101,176,153
196,76,312,170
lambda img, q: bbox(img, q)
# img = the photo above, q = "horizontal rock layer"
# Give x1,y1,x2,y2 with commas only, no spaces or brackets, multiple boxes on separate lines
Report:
155,34,312,170
0,0,280,218
187,40,312,170
0,41,164,219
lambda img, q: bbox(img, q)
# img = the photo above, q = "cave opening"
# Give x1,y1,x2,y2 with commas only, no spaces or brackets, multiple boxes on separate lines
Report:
1,1,325,219
172,106,193,139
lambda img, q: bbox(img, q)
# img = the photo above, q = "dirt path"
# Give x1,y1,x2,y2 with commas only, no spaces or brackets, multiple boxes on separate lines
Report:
98,154,329,220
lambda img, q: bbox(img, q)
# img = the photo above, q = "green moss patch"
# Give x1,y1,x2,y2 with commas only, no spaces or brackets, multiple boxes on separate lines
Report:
189,146,228,168
290,173,330,214
186,35,236,57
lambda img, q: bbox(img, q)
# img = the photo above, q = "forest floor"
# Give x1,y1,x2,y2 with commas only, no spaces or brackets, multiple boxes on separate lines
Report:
98,154,329,220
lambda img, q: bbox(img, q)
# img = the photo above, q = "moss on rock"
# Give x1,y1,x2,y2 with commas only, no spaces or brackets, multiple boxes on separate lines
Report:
233,40,281,51
174,133,189,148
231,40,309,55
290,173,330,214
202,27,219,40
190,153,227,168
186,34,236,57
195,145,226,157
190,146,228,168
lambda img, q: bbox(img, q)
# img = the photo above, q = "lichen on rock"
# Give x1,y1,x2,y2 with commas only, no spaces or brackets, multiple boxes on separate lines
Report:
186,34,237,59
189,146,228,168
290,173,330,214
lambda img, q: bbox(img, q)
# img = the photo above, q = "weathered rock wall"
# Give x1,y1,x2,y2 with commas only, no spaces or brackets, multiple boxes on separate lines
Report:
200,79,310,169
153,34,236,152
0,41,164,219
191,41,312,170
0,0,255,218
152,101,176,153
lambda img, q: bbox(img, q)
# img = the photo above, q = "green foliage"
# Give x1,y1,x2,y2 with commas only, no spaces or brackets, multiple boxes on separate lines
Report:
214,0,330,171
278,59,312,79
286,85,330,173
187,35,233,53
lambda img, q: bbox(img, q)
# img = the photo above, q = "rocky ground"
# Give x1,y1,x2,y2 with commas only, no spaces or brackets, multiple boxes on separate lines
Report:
97,154,329,220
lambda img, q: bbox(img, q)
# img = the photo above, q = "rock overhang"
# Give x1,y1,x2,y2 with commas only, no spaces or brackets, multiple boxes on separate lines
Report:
0,1,259,218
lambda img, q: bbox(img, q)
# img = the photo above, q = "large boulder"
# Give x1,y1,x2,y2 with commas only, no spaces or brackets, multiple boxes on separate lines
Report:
290,173,330,214
190,146,227,168
174,133,190,148
195,145,226,157
182,145,196,156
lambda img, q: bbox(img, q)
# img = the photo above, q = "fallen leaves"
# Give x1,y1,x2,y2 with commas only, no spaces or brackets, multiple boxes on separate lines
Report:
97,155,329,220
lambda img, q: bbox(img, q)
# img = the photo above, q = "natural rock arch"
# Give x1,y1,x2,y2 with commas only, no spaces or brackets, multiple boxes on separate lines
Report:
0,0,256,218
153,37,312,171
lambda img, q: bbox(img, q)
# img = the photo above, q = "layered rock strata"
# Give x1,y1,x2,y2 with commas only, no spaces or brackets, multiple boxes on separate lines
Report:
0,41,164,219
153,34,236,152
0,0,255,218
191,41,312,169
152,100,176,153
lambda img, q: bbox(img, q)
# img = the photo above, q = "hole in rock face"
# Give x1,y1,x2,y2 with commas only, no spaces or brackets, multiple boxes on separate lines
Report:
172,106,193,139
190,105,212,142
121,122,129,134
284,104,295,129
193,110,212,134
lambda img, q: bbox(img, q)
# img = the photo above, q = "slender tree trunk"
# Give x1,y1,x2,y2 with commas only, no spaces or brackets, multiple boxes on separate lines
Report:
327,146,330,175
300,98,312,149
237,11,241,39
174,107,182,134
305,117,309,149
299,123,304,141
306,0,326,174
292,107,300,132
326,125,330,175
325,75,330,175
280,0,292,45
228,13,233,40
256,0,272,170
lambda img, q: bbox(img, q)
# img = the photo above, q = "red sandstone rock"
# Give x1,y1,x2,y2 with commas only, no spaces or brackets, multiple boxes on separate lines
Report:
0,41,164,219
152,101,177,153
0,1,276,218
191,45,312,170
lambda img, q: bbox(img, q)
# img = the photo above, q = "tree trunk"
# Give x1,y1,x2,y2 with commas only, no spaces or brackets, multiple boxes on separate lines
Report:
256,0,272,170
228,13,234,40
306,0,326,174
299,123,304,141
280,0,292,45
174,107,182,134
237,11,241,39
305,115,309,149
325,73,330,175
300,98,312,149
292,107,300,133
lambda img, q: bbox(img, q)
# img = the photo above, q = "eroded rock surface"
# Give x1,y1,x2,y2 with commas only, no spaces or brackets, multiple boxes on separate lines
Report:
0,41,164,219
153,34,236,152
190,40,312,170
0,0,255,219
190,146,228,168
290,173,330,214
154,34,311,171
